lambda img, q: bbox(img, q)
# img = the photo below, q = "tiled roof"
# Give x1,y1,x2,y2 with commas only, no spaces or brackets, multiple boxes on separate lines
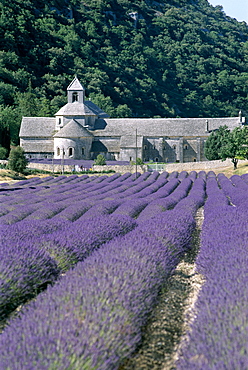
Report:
20,139,54,152
55,100,109,117
53,119,93,138
55,102,96,116
19,117,55,137
93,117,241,137
85,101,109,118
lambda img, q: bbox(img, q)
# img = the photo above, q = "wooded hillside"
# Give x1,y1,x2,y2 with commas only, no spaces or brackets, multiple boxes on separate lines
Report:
1,0,248,149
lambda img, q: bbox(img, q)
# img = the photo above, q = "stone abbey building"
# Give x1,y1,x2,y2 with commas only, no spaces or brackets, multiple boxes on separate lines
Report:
20,77,246,163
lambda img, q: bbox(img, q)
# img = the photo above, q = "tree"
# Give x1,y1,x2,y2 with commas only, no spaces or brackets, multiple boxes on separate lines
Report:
135,158,143,165
8,146,28,173
94,154,106,165
205,125,248,169
204,125,230,160
220,126,248,169
0,145,7,159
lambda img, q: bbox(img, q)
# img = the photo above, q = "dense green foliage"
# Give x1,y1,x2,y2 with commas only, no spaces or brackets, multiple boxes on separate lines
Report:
8,146,28,173
0,145,7,159
205,125,248,168
204,125,230,160
94,154,106,165
1,0,248,149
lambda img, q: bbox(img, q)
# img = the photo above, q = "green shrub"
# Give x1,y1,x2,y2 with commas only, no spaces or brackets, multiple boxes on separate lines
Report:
0,146,8,159
94,154,106,165
136,158,143,165
8,146,28,174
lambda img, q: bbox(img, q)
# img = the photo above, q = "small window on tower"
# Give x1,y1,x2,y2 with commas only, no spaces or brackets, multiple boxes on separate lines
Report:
82,148,84,155
72,92,78,102
57,147,60,156
69,147,73,157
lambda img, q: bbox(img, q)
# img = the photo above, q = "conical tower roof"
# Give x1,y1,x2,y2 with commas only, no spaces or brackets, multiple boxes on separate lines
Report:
53,119,93,138
67,76,84,91
55,102,96,116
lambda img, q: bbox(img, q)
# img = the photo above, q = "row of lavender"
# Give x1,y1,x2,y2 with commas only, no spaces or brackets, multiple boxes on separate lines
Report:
2,169,244,369
0,171,201,320
0,177,206,369
0,170,206,225
177,172,248,369
0,172,166,223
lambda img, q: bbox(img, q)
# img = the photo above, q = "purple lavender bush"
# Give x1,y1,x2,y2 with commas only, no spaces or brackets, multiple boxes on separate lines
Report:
24,202,66,220
188,171,197,180
137,177,192,223
177,176,248,369
0,204,197,370
76,199,121,220
217,173,248,207
0,204,41,225
0,235,60,319
112,198,149,218
197,171,207,180
41,214,137,271
51,200,93,221
0,218,71,244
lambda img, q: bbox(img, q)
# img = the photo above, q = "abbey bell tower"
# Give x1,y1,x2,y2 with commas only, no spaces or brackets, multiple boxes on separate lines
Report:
67,76,85,104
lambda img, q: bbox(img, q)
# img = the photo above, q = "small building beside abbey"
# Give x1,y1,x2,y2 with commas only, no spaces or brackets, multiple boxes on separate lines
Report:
19,77,246,163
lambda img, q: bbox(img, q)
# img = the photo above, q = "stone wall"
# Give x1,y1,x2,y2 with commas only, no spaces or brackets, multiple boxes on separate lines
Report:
93,164,148,174
165,159,239,172
27,162,75,173
27,162,149,174
2,158,244,175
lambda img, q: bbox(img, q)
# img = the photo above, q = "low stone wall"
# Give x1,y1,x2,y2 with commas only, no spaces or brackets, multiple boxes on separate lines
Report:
92,164,148,174
3,158,245,175
27,162,75,173
27,163,148,174
165,159,241,172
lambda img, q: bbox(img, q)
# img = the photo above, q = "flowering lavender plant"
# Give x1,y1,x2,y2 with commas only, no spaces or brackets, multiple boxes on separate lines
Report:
177,176,248,369
0,203,198,369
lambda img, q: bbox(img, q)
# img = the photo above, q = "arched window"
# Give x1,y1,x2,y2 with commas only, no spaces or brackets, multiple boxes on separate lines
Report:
155,157,159,162
144,145,147,150
184,144,188,150
72,92,78,102
173,145,176,150
82,148,84,155
57,147,60,156
69,147,73,157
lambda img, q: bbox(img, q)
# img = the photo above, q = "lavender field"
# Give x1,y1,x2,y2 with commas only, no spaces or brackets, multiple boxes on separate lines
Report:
0,170,248,369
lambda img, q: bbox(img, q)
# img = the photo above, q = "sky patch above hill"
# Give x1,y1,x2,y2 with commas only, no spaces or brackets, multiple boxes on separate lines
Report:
208,0,248,24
